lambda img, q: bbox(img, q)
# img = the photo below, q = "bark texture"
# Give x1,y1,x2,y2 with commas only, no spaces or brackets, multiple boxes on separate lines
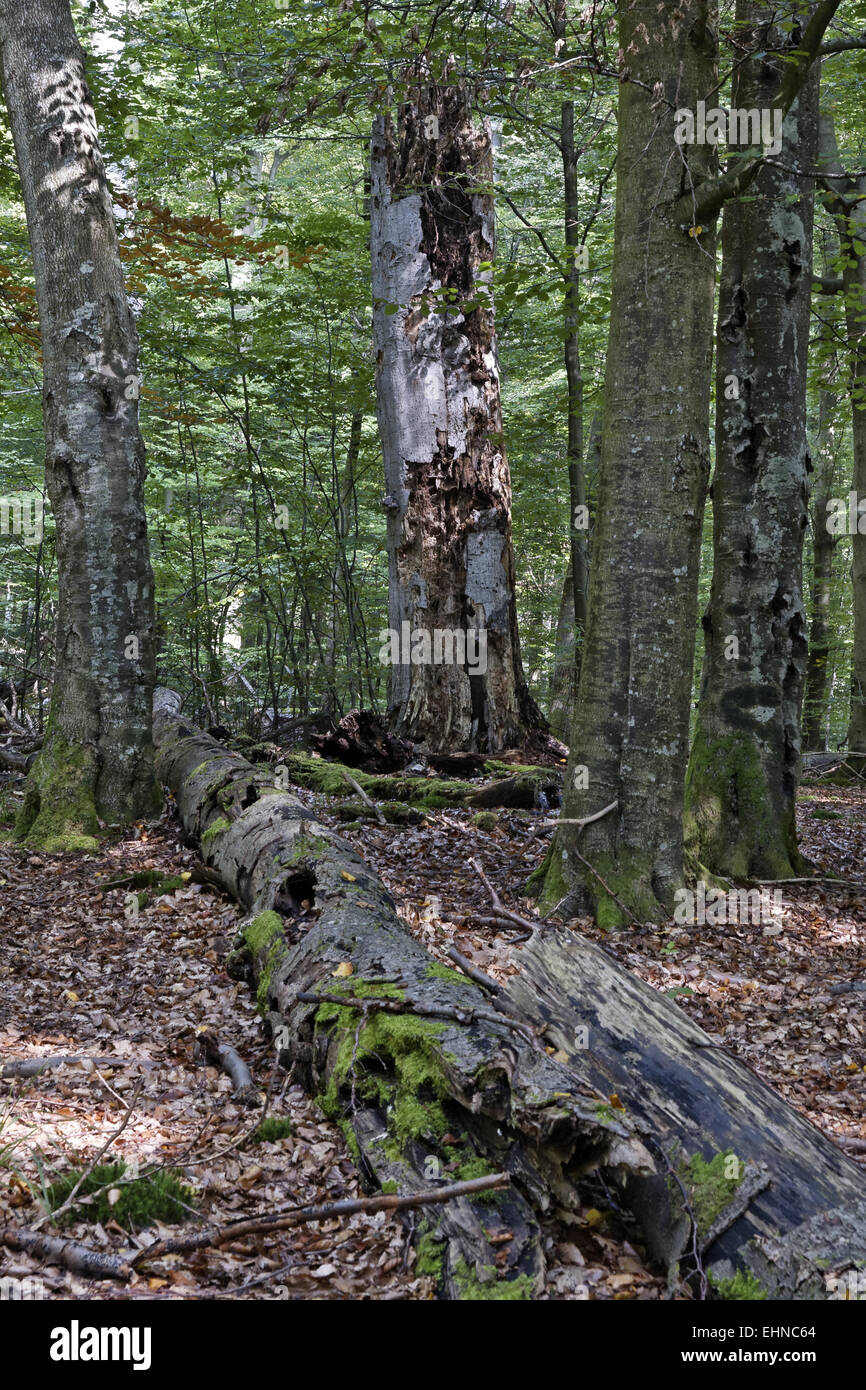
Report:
533,1,718,924
684,7,819,880
0,0,159,849
371,88,542,754
803,389,841,751
548,562,576,739
821,114,866,753
153,691,866,1299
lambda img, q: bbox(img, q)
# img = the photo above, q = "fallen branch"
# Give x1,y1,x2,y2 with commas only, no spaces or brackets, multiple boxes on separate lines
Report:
529,799,618,837
469,856,542,933
194,1028,257,1104
0,746,27,772
295,990,540,1047
446,945,500,994
342,769,386,824
0,1227,131,1281
153,688,866,1299
132,1172,510,1267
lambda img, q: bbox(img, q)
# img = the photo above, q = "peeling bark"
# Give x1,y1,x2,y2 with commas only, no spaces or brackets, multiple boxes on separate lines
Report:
0,0,160,849
371,88,543,754
153,690,866,1299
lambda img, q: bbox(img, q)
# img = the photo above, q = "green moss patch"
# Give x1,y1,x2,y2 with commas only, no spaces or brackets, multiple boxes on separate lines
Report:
709,1269,767,1300
251,1116,295,1143
316,982,450,1146
678,1150,744,1236
452,1257,534,1301
46,1161,195,1229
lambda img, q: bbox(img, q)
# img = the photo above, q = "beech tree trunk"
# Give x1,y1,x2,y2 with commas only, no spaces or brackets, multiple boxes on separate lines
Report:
0,0,159,850
152,690,866,1299
684,4,819,881
821,117,866,753
371,87,543,754
548,562,576,739
804,389,841,751
532,1,718,924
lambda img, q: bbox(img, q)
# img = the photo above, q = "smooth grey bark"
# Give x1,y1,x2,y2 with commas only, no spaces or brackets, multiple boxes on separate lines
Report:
371,87,543,753
561,96,589,664
684,5,820,880
533,0,718,923
804,386,842,750
548,561,575,739
0,0,159,848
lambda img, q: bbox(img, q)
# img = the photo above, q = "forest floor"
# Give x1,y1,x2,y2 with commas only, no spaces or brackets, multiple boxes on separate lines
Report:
0,771,863,1301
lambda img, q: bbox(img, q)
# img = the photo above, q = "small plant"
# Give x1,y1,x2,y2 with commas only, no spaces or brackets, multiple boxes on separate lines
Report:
45,1160,196,1228
251,1116,295,1143
709,1268,767,1300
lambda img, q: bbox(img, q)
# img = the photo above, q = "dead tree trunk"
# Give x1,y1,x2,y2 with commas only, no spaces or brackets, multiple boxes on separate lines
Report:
153,690,866,1299
371,87,543,755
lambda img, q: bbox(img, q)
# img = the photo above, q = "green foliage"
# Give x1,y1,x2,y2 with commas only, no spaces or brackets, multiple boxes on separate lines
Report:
679,1150,745,1236
45,1161,195,1229
252,1116,295,1144
709,1269,768,1301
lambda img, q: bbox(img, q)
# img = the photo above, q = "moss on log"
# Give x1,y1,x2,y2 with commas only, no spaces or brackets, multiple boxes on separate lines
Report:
153,690,866,1300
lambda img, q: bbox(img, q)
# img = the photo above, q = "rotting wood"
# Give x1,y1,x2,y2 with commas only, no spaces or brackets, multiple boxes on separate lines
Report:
152,690,866,1299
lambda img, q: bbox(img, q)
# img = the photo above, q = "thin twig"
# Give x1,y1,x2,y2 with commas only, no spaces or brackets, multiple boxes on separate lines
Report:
446,945,500,994
530,799,618,836
131,1172,510,1267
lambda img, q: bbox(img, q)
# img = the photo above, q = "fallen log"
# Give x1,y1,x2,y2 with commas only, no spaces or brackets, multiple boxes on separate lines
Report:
153,689,650,1300
152,690,866,1299
272,750,563,813
504,932,866,1297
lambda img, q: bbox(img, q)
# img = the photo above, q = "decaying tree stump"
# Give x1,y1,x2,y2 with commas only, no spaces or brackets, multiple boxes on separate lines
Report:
153,690,866,1300
310,709,413,772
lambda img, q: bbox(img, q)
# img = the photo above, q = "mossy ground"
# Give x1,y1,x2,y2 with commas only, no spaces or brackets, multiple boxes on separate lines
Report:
45,1161,195,1229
